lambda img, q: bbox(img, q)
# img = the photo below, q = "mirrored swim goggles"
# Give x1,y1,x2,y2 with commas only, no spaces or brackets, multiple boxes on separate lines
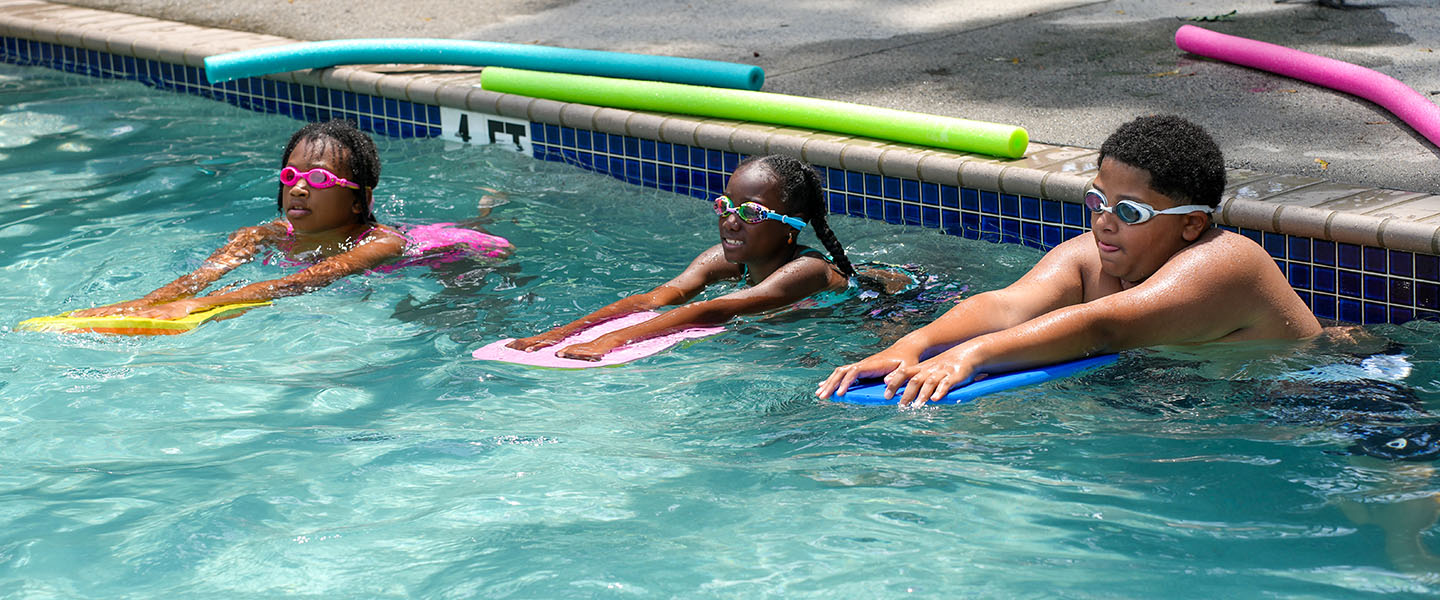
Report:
1083,188,1213,225
280,166,360,190
714,196,807,230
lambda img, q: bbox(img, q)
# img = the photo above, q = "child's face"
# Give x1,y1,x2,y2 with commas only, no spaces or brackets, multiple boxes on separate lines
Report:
718,164,797,264
1089,159,1208,284
281,137,364,234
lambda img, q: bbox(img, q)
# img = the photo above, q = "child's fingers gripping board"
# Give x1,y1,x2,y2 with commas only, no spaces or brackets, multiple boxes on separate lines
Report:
473,311,724,369
831,354,1119,405
17,302,272,336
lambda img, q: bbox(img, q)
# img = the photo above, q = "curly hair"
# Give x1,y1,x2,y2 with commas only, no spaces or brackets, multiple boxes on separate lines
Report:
276,119,382,224
1098,115,1226,208
739,154,856,277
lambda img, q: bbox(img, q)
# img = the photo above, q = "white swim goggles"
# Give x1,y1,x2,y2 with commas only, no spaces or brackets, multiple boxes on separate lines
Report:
1084,188,1213,225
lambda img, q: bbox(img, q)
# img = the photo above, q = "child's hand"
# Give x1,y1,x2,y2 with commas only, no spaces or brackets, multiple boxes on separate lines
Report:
891,352,977,408
815,351,918,400
506,331,567,352
555,340,614,362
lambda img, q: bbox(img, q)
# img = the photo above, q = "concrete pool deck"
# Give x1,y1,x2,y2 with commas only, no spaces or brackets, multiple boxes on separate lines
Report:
41,0,1440,195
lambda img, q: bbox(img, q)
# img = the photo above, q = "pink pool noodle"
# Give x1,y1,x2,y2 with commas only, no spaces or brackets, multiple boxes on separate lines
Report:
1174,24,1440,147
471,311,724,369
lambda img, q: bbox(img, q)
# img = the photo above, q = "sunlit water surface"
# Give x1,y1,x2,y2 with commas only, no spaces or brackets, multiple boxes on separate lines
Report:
3,64,1440,598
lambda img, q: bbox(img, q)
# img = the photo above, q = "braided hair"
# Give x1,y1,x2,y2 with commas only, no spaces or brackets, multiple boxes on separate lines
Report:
276,119,382,224
740,154,856,278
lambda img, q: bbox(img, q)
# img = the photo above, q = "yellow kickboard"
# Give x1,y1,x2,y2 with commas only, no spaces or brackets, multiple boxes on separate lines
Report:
17,301,272,336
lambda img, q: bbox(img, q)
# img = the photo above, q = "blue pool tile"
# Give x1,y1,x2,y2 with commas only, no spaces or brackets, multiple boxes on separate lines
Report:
1339,271,1361,298
903,203,921,226
1288,264,1311,289
608,156,625,176
980,191,999,216
828,191,845,214
576,151,594,170
1287,235,1310,263
883,177,901,200
575,129,592,150
624,136,640,157
941,185,959,208
942,210,962,236
1339,299,1362,323
1063,202,1084,227
847,194,865,217
1001,218,1021,245
923,206,940,228
1263,233,1286,258
1043,225,1063,249
866,198,884,219
640,139,656,160
1364,302,1387,324
1001,193,1021,217
560,127,576,148
847,171,863,194
1063,227,1084,241
902,179,920,203
1364,246,1387,273
865,174,883,196
1313,240,1336,267
980,215,1002,242
611,134,626,155
1390,250,1414,278
961,188,978,211
1417,282,1439,310
826,167,846,191
672,168,689,188
426,104,441,126
723,152,739,173
1239,228,1262,245
707,171,725,194
1391,279,1414,306
706,149,722,169
657,142,672,163
1020,196,1040,220
1022,222,1042,249
921,182,938,206
1338,243,1361,270
1313,267,1336,293
642,162,657,186
1313,294,1337,320
626,159,642,184
1041,199,1061,224
1418,254,1439,282
1363,275,1387,301
885,201,904,224
592,132,608,153
1391,307,1415,325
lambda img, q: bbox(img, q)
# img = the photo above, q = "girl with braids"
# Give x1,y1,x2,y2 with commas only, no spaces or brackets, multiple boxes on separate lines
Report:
508,154,863,362
72,119,509,320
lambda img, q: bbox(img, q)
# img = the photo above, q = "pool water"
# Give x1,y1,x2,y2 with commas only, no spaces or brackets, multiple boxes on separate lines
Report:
4,64,1440,598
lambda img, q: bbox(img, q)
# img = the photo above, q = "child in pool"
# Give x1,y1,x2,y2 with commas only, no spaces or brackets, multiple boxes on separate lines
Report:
73,119,468,320
508,154,864,361
816,114,1323,406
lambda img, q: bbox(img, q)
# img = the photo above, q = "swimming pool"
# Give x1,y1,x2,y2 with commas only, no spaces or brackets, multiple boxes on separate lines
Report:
4,64,1440,598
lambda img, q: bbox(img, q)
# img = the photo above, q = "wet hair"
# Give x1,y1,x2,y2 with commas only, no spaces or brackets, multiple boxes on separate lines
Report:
1098,114,1226,208
276,119,382,224
738,154,856,277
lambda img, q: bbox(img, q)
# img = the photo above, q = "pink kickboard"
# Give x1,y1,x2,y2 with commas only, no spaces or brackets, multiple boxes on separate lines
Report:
471,311,724,368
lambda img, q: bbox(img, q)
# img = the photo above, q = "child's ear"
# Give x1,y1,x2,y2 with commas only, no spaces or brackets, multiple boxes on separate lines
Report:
1180,211,1211,242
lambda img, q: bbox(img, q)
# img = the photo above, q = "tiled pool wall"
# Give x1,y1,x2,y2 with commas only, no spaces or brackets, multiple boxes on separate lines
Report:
6,21,1440,326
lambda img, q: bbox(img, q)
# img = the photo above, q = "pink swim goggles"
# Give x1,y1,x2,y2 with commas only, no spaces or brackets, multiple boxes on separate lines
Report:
280,166,360,190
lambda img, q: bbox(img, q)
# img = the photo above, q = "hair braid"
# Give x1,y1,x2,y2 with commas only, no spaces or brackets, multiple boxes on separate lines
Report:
742,154,856,277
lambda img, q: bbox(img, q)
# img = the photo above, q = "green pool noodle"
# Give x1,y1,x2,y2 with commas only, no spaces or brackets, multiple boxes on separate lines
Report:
480,67,1029,158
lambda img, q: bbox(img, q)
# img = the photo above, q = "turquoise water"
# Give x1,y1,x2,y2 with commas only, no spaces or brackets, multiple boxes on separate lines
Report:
4,63,1440,598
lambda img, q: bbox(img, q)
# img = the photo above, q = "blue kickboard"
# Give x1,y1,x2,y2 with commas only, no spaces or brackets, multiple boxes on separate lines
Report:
832,354,1118,405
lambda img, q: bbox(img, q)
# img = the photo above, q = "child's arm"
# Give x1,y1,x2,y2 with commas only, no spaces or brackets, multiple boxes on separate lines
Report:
70,224,282,317
507,245,739,351
816,236,1088,399
553,253,840,361
884,233,1319,406
116,228,406,320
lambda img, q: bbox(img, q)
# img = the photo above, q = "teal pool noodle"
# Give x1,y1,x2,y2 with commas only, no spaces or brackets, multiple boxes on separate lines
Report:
481,67,1029,158
203,39,765,91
